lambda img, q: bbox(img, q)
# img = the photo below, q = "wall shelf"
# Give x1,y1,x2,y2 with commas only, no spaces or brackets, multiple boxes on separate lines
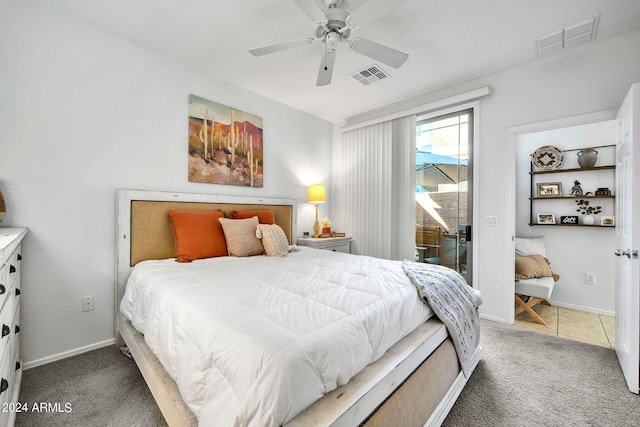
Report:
530,165,615,175
528,223,615,227
530,195,615,201
529,145,615,226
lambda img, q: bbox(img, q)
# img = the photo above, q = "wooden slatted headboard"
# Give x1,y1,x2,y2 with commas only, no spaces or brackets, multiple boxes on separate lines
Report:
115,189,297,334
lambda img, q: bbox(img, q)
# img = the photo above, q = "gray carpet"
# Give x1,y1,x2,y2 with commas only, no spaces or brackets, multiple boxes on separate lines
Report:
443,320,640,427
15,320,640,426
16,345,166,427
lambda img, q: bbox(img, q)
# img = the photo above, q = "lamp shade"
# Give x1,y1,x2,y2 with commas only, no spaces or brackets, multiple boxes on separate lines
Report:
308,184,326,203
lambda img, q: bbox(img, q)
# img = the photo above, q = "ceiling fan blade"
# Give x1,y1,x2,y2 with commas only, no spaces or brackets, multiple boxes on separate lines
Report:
292,0,327,22
348,0,411,25
249,38,314,56
316,51,336,86
349,37,408,68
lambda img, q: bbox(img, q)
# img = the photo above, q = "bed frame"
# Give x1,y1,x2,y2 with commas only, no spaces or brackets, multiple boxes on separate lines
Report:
115,189,482,427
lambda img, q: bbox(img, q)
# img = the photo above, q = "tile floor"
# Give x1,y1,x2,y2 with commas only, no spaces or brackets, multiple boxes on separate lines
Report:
515,303,615,349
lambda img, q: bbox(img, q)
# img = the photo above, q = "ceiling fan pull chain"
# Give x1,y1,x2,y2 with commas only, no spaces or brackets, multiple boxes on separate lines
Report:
324,43,329,71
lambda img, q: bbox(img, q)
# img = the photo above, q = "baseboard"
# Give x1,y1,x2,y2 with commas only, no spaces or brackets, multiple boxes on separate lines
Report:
479,313,508,323
550,301,615,317
23,338,115,370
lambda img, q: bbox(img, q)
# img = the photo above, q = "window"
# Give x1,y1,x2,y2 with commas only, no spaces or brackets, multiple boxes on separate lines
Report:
415,109,473,281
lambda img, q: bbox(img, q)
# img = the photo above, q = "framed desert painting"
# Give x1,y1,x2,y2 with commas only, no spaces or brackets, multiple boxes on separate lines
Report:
188,94,263,187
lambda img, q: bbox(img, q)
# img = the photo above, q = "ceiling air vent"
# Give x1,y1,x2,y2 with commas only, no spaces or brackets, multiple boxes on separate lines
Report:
350,64,390,86
536,15,599,56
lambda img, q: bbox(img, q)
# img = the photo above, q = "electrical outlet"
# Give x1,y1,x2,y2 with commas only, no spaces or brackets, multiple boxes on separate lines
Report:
82,296,94,312
585,273,596,285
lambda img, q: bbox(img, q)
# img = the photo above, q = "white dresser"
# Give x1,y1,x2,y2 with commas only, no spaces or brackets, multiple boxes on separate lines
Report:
0,228,26,427
296,236,352,253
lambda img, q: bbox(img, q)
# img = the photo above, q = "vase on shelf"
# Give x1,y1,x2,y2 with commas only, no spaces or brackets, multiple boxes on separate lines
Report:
582,214,595,225
577,147,598,168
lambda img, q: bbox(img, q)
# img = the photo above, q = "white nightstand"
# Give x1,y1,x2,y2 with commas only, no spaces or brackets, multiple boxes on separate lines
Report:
296,236,352,254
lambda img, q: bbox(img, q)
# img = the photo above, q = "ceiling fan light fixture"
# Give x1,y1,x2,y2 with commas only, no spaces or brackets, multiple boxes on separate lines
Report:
326,31,341,49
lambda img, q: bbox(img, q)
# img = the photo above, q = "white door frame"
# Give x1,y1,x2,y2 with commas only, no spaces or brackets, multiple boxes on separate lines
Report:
504,109,617,323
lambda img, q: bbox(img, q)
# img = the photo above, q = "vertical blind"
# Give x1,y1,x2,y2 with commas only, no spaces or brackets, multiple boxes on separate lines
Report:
335,116,416,260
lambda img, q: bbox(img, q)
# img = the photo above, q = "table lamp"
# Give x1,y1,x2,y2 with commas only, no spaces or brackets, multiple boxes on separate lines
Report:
308,184,326,238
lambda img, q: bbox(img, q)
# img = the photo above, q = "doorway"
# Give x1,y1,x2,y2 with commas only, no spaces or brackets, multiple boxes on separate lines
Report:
415,108,473,283
508,111,618,346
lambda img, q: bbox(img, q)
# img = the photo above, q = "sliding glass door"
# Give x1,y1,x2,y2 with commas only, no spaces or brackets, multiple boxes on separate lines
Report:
415,109,473,283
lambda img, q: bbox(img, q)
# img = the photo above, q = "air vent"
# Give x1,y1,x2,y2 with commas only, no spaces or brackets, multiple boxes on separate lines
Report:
350,64,390,86
536,15,599,56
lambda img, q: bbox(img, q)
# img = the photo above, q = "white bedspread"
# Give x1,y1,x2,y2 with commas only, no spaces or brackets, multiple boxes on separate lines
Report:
120,247,433,426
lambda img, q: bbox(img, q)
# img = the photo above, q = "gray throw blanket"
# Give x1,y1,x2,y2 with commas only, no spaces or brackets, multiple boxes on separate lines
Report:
403,260,481,377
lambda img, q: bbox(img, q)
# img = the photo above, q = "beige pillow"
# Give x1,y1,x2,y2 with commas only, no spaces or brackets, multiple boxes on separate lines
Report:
256,224,289,257
218,217,264,257
515,254,553,281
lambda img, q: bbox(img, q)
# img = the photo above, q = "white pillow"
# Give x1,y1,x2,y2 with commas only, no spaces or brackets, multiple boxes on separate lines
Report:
256,224,289,257
218,216,264,257
515,236,546,257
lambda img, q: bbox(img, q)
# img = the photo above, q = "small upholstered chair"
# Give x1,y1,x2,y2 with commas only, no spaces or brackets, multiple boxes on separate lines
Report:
416,226,441,264
514,236,557,325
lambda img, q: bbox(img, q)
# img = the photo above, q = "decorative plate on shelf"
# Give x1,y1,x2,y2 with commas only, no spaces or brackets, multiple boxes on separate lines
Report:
531,145,565,170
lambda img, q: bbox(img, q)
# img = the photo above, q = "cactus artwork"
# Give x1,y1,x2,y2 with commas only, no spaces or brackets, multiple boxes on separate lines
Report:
198,107,209,162
188,94,263,187
247,134,259,187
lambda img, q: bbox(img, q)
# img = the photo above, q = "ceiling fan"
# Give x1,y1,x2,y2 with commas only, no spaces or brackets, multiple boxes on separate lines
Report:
249,0,409,86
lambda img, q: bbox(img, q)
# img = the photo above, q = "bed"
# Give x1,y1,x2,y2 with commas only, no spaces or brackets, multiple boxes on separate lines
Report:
115,189,482,427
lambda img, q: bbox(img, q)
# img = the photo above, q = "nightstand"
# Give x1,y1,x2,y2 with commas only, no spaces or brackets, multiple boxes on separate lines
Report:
296,236,352,254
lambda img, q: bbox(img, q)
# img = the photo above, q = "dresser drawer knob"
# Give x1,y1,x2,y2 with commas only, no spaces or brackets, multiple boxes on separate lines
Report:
17,254,22,261
1,325,10,338
0,378,7,394
15,288,20,296
15,361,21,371
15,325,20,334
9,265,16,274
0,284,5,295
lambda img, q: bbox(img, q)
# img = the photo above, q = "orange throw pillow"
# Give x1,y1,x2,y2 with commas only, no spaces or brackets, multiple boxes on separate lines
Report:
167,210,227,262
231,209,275,224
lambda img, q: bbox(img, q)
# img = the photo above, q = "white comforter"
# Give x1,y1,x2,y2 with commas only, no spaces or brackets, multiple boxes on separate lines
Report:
120,247,433,426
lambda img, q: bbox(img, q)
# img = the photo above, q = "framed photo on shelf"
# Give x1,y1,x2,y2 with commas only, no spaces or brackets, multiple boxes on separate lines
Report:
536,182,562,197
537,213,556,225
560,215,579,225
601,216,615,226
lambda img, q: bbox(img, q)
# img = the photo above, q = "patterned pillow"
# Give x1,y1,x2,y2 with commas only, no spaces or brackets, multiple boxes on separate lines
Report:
256,224,289,257
218,216,264,257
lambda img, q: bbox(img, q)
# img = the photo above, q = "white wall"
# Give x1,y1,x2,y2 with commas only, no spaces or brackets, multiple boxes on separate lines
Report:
334,29,640,322
516,121,617,314
0,1,333,367
463,32,640,322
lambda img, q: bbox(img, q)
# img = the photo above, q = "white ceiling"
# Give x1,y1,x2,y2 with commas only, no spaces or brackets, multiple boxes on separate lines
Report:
27,0,640,123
